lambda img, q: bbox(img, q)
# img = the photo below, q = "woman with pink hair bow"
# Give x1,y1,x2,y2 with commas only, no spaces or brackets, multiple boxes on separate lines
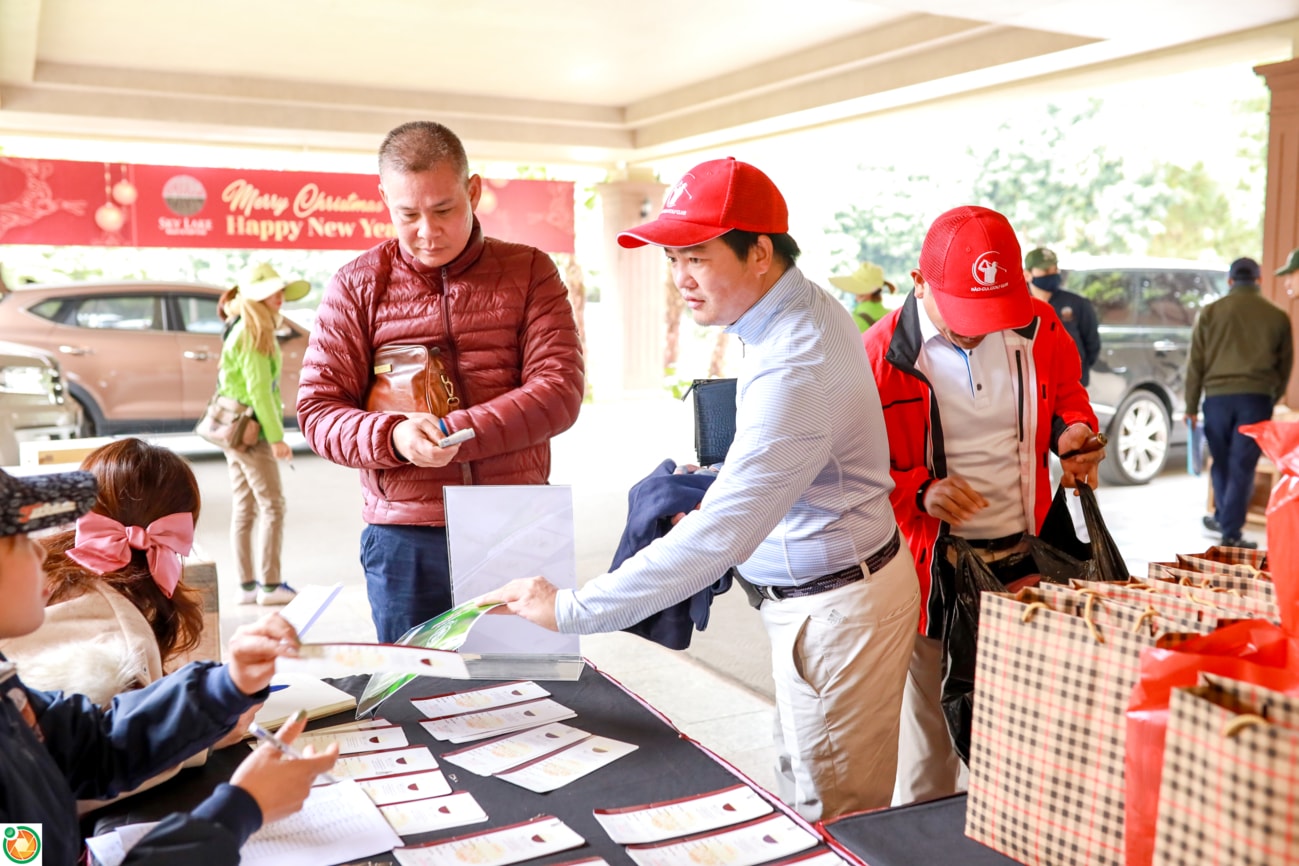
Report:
0,438,205,705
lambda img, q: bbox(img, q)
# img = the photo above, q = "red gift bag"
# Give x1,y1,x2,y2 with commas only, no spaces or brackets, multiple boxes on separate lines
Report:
1124,420,1299,866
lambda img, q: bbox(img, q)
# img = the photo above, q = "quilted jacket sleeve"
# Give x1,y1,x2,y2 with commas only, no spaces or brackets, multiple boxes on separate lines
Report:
296,265,407,470
447,249,585,462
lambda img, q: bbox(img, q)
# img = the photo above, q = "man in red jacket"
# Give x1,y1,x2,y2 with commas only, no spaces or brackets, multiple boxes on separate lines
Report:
296,121,584,642
862,206,1103,805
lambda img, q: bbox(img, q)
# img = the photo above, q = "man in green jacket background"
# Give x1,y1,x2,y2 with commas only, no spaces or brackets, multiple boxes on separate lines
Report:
1184,256,1293,548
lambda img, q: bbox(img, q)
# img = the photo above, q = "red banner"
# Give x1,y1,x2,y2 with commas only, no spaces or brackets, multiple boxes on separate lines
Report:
0,157,574,254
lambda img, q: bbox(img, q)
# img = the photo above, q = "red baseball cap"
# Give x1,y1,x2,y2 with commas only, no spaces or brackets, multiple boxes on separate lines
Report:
919,206,1033,336
617,158,788,249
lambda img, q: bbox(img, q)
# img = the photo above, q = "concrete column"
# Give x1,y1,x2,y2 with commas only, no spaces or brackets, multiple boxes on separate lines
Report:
1255,57,1299,409
596,172,667,396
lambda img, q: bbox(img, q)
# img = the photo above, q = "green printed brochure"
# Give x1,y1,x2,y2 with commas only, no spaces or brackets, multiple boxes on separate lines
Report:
356,599,501,718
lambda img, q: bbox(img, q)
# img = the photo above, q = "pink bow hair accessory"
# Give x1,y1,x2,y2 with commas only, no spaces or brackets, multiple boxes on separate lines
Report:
66,510,195,598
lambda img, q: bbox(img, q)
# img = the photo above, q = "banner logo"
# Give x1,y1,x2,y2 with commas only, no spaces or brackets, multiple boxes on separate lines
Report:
1,826,41,864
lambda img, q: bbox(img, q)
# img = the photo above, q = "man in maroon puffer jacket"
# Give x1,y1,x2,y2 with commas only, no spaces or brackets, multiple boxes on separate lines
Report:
297,121,584,642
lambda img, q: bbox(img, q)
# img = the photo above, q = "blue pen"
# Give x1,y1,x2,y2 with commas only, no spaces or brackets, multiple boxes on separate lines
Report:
436,417,449,436
269,684,289,693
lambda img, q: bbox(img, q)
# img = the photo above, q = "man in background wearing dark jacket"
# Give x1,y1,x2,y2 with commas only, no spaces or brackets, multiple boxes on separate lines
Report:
1024,247,1101,386
297,121,585,641
1185,256,1293,549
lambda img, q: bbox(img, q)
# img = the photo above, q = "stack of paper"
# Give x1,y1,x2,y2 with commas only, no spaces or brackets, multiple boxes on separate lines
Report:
594,785,773,844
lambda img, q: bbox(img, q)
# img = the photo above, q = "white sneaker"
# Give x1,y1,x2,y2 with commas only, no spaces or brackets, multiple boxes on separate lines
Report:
257,584,297,606
238,585,258,605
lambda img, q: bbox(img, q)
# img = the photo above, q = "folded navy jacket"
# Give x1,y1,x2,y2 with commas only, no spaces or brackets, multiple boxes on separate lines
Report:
612,459,733,650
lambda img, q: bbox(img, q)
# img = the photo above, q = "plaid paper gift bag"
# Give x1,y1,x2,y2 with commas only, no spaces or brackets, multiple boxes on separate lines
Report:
1070,579,1278,623
1147,562,1276,604
1152,682,1299,865
1176,546,1269,578
966,588,1211,866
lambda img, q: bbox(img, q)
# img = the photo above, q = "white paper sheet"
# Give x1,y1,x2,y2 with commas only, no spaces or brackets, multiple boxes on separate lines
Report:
278,581,343,638
393,815,585,866
441,722,590,776
85,821,160,866
624,814,818,866
381,791,489,836
593,785,773,844
445,485,579,655
291,724,409,755
357,769,453,806
495,735,638,793
419,698,576,743
276,643,471,679
240,779,401,866
412,680,551,719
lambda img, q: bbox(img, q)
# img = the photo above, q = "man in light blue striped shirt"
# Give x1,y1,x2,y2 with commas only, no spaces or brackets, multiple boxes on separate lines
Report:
491,158,919,821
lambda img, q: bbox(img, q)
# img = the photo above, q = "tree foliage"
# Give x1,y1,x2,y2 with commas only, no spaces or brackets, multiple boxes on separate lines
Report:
827,167,932,284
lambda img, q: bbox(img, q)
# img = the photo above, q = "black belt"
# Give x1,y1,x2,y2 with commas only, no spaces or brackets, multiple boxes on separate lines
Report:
756,529,901,602
964,531,1025,552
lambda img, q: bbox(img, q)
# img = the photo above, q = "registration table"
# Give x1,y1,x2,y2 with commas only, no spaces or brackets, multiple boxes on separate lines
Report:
92,663,849,866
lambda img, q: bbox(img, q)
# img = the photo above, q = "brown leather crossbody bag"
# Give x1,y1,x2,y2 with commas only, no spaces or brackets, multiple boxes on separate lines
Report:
364,344,462,417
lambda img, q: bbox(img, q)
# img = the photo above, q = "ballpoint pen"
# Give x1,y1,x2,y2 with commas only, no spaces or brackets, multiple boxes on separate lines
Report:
247,720,338,783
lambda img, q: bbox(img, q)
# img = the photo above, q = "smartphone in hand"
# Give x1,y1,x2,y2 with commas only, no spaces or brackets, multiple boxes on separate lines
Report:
438,428,476,448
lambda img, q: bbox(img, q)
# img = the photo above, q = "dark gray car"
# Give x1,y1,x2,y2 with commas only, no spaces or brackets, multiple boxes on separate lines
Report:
1063,257,1227,485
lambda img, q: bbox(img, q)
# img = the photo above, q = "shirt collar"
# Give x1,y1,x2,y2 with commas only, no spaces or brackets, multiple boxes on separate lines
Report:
727,266,804,343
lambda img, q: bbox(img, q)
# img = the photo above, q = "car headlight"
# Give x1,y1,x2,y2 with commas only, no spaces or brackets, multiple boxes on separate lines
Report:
0,365,53,395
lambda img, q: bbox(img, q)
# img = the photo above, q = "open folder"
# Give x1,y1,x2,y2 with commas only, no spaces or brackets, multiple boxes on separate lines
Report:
253,673,357,730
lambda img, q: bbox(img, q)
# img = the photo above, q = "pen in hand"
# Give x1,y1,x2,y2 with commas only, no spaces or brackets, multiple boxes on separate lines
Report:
247,720,338,783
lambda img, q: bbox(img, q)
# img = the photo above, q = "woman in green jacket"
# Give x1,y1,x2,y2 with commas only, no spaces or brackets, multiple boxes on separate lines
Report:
218,263,309,605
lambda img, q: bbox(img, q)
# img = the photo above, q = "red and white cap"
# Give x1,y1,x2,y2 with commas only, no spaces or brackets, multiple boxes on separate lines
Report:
617,158,788,249
919,206,1033,336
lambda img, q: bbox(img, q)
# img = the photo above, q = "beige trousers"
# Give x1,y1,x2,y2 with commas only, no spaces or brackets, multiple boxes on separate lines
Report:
224,438,285,588
892,632,965,806
760,545,920,822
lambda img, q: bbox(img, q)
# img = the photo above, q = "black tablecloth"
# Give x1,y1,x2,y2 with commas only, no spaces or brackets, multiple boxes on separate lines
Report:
820,794,1020,866
92,664,832,866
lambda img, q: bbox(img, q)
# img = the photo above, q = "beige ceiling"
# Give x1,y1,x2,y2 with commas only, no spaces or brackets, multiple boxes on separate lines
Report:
2,0,1299,166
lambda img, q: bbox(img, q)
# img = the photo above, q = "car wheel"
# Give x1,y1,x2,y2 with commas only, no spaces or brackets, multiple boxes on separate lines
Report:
1101,390,1170,485
72,396,97,438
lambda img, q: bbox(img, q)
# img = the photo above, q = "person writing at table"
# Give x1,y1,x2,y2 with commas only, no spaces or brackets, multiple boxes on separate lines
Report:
0,466,337,866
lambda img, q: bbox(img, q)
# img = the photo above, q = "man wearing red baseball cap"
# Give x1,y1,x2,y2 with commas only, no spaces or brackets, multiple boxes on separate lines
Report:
863,205,1102,805
492,157,919,821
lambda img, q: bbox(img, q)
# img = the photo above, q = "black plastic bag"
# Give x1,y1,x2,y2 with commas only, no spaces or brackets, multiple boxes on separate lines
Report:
938,536,1043,764
1037,482,1128,584
939,483,1126,763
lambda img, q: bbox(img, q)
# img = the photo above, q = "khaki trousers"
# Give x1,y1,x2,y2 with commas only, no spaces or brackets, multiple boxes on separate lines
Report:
760,544,920,822
224,439,285,588
892,632,965,806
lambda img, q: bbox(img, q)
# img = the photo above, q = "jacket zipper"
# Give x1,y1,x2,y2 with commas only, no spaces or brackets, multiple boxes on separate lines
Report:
1014,349,1025,443
440,267,474,487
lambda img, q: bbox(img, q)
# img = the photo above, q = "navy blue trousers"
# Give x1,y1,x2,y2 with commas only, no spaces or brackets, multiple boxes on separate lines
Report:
1202,393,1273,539
360,524,453,643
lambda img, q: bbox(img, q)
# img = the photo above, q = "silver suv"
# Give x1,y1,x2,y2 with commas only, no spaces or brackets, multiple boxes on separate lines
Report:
1062,256,1227,485
0,340,82,465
